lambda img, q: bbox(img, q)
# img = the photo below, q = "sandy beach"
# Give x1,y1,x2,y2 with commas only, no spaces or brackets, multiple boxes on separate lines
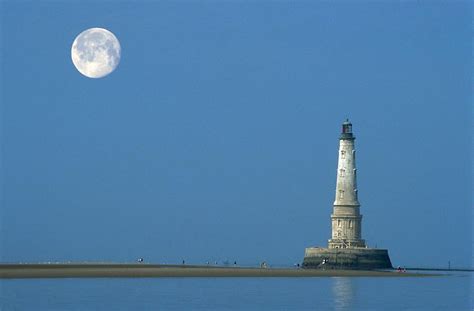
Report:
0,263,433,279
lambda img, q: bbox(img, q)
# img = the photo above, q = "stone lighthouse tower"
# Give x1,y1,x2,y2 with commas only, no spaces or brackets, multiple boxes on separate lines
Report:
302,120,392,269
328,119,366,249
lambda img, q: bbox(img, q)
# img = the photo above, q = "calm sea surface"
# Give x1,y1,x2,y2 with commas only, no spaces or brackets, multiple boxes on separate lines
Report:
0,272,471,310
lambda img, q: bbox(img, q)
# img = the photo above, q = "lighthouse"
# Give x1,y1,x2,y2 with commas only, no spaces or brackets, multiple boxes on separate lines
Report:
328,119,366,249
302,120,392,270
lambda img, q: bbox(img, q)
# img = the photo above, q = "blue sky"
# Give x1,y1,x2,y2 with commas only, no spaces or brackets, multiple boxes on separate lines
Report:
0,1,471,268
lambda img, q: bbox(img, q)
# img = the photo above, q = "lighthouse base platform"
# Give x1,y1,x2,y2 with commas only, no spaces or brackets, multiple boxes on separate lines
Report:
302,247,392,270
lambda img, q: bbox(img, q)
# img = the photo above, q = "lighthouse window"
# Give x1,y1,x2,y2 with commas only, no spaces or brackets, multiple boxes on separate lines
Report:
339,169,345,177
341,151,346,159
339,190,344,199
338,220,341,227
349,220,353,228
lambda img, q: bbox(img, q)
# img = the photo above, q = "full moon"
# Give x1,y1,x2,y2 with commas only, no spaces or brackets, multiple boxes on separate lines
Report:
71,28,121,78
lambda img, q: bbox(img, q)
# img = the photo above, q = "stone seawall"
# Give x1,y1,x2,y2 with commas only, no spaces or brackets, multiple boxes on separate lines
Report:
303,247,392,270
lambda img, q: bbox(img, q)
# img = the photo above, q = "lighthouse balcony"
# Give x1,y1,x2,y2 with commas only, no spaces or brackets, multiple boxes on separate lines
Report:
328,238,366,249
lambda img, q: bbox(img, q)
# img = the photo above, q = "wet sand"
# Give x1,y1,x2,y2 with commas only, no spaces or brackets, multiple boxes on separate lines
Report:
0,264,433,278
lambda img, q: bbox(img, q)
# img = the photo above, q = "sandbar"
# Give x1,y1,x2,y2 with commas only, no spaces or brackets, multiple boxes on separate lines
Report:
0,264,434,279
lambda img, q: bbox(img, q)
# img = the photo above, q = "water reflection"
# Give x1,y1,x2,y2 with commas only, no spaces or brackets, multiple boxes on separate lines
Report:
331,277,354,311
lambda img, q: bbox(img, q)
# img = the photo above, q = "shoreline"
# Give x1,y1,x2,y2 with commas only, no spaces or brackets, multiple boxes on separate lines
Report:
0,263,436,279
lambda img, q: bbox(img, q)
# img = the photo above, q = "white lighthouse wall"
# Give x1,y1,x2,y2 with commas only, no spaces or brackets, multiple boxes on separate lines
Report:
333,139,359,206
331,216,362,239
329,133,365,249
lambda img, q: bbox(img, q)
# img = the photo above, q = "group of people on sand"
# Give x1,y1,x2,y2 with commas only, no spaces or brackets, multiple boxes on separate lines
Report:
396,266,407,272
204,261,238,266
137,258,240,266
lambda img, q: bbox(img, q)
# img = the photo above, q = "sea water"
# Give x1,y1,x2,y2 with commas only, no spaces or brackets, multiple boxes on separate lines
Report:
0,272,471,310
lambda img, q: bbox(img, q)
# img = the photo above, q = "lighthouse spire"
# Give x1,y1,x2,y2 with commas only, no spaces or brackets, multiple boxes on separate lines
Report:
328,119,366,249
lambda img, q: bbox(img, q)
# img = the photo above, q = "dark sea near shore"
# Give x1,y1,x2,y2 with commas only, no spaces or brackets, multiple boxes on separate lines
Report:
0,271,471,310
